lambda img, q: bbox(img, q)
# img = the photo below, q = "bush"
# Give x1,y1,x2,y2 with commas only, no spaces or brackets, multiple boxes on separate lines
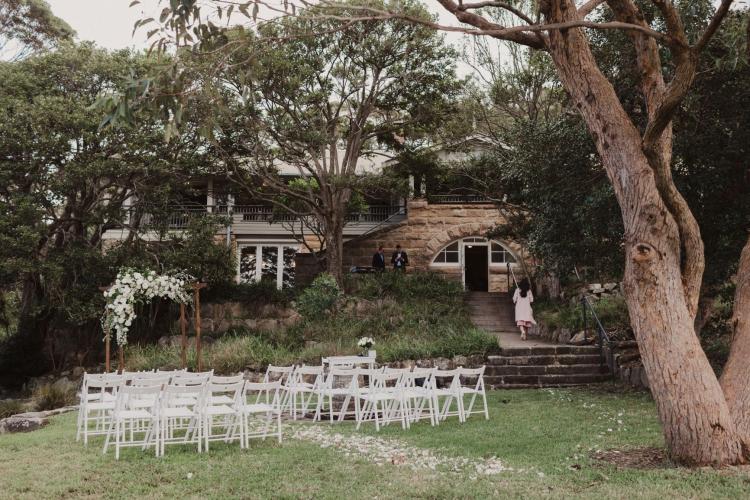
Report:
348,271,464,302
297,273,342,319
202,280,292,305
0,399,24,419
33,384,76,411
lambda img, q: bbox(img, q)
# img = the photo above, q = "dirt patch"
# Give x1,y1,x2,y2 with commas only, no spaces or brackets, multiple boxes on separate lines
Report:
591,447,671,470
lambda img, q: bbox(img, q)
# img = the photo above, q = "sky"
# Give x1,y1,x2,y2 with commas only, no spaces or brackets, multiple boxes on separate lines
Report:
43,0,485,77
45,0,475,51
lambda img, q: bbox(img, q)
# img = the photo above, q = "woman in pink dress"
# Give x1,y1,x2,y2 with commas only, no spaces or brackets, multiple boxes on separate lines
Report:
513,278,536,341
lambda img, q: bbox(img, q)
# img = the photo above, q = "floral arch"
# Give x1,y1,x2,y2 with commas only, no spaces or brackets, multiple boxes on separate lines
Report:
103,268,192,347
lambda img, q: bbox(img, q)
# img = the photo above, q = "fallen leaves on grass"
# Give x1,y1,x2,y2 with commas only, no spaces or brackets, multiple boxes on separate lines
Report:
290,424,514,478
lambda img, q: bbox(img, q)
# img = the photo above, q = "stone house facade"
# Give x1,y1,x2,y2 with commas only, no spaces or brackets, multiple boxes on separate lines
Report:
343,198,526,293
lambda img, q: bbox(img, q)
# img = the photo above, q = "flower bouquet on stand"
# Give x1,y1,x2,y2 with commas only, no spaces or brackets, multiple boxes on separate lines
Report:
357,337,376,358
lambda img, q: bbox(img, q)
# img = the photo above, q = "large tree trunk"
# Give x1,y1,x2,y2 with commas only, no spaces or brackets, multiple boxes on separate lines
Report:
324,209,346,287
540,0,747,465
719,235,750,450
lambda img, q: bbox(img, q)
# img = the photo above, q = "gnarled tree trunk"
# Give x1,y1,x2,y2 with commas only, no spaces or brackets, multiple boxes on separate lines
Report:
324,208,346,287
719,235,750,450
541,0,746,465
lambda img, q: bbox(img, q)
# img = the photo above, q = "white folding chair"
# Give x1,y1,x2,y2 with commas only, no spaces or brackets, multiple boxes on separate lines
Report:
457,366,489,421
200,380,245,451
285,365,324,420
263,365,294,413
356,370,408,431
314,368,360,423
159,384,204,456
402,368,438,426
77,374,124,445
103,385,161,460
209,374,245,405
242,381,283,445
432,368,464,423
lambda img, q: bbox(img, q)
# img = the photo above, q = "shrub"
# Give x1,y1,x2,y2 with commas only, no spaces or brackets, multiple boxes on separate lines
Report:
202,280,291,305
348,272,464,302
33,383,76,411
297,273,342,319
0,399,24,419
592,296,630,330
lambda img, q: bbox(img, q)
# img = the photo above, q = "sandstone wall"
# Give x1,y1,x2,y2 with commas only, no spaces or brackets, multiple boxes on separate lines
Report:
343,199,526,292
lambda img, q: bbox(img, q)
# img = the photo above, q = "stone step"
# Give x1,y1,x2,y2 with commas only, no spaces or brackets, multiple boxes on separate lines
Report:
486,353,604,366
486,363,608,376
500,345,600,356
485,373,611,387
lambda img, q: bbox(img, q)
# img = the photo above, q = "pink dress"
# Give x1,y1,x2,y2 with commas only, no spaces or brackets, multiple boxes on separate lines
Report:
513,289,536,327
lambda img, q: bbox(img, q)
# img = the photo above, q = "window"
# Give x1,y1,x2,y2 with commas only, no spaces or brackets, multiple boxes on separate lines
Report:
431,238,518,266
491,242,517,264
239,244,298,289
433,242,459,263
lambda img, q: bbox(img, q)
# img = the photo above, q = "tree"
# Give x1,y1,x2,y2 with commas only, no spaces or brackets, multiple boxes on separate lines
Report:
0,43,224,376
328,0,749,465
0,0,74,60
116,0,460,286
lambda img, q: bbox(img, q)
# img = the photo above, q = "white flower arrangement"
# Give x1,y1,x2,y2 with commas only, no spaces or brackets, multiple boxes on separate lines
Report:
357,337,375,350
102,268,193,347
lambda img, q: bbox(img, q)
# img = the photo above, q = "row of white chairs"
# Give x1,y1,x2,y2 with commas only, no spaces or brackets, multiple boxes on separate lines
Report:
77,370,282,459
264,364,489,429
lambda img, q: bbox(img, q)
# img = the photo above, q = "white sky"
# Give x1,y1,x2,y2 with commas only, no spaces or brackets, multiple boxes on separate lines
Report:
45,0,483,76
46,1,473,50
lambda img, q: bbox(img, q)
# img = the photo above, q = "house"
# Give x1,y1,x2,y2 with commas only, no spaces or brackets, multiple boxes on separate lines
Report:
101,141,525,292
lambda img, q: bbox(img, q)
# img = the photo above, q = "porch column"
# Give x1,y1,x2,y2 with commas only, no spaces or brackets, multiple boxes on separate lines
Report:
206,178,214,212
276,245,284,290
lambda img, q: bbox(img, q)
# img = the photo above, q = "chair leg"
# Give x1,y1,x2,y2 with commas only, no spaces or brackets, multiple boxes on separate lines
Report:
277,412,282,443
115,420,121,460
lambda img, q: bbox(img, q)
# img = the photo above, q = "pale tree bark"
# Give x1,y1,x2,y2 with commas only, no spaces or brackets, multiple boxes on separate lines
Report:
720,234,750,451
536,0,744,465
408,0,747,465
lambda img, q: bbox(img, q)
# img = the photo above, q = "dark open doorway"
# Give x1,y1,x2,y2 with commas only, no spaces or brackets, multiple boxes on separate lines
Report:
464,245,488,291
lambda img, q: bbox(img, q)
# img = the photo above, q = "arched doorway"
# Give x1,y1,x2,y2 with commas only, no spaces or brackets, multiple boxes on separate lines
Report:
431,237,517,292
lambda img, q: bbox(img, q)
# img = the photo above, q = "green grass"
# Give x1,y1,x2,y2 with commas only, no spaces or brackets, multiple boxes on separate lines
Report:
1,388,749,499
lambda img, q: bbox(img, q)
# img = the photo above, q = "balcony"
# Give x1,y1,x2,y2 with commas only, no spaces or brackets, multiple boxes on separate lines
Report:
125,204,407,236
426,194,493,204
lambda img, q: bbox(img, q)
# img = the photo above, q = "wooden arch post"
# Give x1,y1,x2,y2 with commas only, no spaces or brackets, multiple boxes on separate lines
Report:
99,286,113,372
192,282,208,372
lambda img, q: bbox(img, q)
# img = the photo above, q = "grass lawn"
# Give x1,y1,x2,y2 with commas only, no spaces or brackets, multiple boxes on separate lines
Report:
1,387,749,499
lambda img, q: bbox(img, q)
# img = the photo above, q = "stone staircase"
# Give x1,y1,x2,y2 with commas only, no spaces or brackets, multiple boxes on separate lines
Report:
466,292,611,388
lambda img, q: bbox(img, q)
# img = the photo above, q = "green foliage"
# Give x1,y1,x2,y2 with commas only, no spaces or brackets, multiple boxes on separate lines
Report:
0,0,75,60
202,280,291,305
0,399,24,419
347,272,464,301
537,295,630,333
0,43,217,374
296,273,342,319
32,383,76,412
125,273,497,373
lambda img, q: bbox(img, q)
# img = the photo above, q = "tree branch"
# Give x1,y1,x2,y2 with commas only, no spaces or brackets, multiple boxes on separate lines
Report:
695,0,735,52
456,1,536,26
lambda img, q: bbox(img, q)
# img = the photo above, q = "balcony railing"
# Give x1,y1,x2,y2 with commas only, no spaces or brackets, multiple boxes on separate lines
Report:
427,194,493,204
127,205,406,229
